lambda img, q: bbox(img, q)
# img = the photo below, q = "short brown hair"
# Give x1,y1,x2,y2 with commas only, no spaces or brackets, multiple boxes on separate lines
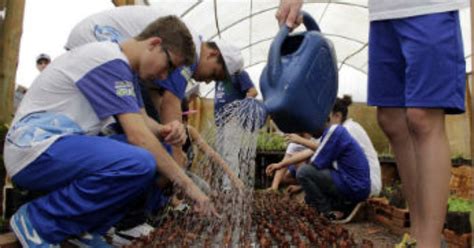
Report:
205,41,227,73
136,15,195,66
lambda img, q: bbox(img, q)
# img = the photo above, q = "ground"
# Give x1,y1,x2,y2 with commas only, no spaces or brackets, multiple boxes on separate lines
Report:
345,221,400,247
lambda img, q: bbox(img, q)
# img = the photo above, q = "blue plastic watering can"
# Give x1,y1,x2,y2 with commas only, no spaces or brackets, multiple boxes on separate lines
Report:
260,11,338,133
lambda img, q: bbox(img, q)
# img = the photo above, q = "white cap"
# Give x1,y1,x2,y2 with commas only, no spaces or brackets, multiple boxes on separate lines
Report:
36,53,51,63
214,39,243,76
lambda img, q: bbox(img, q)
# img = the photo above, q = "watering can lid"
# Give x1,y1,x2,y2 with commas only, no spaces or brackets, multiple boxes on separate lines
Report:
215,39,244,77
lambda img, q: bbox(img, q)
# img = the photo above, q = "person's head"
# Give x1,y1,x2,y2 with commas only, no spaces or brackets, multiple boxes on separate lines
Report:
133,15,195,81
36,53,51,72
193,40,243,83
330,95,353,125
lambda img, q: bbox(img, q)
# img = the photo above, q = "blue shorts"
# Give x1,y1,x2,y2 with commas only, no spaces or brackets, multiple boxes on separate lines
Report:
368,11,466,114
12,135,159,243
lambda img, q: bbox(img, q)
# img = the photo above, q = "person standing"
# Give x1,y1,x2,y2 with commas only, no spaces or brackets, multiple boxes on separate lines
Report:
368,3,468,246
13,54,52,113
275,1,468,247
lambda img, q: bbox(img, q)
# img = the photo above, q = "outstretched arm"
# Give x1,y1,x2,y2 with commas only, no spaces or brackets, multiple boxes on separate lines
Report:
117,113,216,216
266,149,313,176
285,133,319,150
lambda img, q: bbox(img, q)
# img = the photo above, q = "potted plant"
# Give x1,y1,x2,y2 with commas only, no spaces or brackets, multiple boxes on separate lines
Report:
446,197,472,235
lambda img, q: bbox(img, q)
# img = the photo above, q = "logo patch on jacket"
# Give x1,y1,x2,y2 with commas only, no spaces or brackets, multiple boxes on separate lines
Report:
180,66,193,82
115,81,136,97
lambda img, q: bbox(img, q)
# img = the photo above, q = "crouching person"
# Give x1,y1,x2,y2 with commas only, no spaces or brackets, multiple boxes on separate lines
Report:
4,15,214,247
296,124,370,221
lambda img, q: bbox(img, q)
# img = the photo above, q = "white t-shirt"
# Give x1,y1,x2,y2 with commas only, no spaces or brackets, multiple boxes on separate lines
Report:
286,142,308,155
65,5,202,100
343,119,382,197
4,42,143,177
369,0,470,21
285,137,319,155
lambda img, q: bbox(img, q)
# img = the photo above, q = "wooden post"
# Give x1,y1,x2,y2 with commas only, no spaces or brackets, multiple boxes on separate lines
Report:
471,0,473,159
112,0,135,7
468,75,473,159
0,0,25,125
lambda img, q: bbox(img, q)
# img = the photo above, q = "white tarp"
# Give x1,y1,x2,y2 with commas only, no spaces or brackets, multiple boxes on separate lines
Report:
146,0,472,102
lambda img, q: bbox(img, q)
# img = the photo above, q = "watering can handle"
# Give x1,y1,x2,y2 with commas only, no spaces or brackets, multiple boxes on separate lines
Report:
302,11,320,32
268,11,320,84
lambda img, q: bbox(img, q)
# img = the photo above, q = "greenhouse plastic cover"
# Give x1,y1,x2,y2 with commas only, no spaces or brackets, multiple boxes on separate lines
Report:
144,0,472,102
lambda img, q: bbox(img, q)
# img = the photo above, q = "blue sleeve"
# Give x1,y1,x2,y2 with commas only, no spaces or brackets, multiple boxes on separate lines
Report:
236,70,255,93
311,125,348,169
76,59,141,119
153,65,194,100
134,77,144,108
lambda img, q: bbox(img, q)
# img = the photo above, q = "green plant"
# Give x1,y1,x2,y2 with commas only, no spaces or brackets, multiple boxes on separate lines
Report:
379,186,393,199
451,152,465,160
448,197,473,213
257,132,287,151
380,181,406,209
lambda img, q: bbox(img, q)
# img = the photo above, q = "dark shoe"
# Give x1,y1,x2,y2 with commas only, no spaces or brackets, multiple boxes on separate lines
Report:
322,211,344,221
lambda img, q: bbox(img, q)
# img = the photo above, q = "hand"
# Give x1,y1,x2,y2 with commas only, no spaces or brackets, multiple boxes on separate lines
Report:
185,182,221,218
192,193,221,218
265,163,281,176
159,120,186,145
276,0,303,29
285,133,304,144
266,187,278,192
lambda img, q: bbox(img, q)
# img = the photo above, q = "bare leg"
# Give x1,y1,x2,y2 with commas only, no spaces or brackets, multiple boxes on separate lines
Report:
268,154,291,191
407,108,450,248
377,108,419,239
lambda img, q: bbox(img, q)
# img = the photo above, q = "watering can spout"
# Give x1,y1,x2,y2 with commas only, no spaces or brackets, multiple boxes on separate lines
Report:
259,11,338,133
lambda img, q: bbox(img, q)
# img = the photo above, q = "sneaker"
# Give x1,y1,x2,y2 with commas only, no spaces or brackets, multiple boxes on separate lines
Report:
332,202,365,224
116,222,154,239
68,232,112,248
10,204,59,248
110,233,132,247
